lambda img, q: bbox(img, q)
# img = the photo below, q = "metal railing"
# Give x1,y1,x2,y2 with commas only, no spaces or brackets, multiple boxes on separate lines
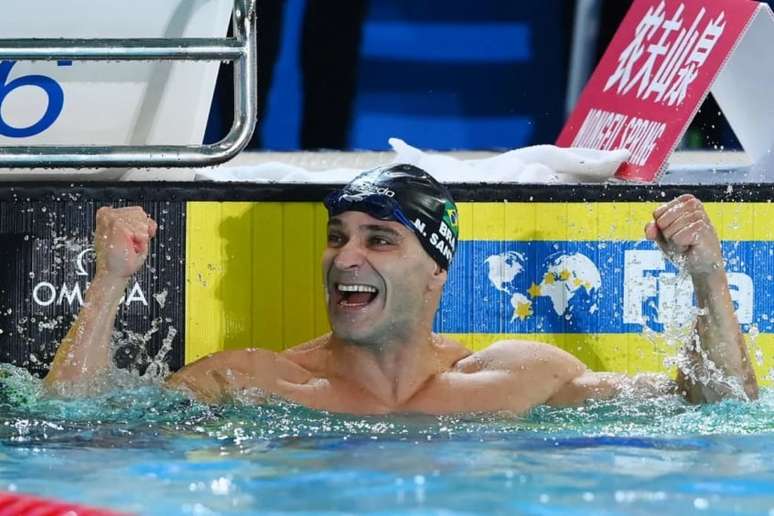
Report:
0,0,256,168
566,0,602,116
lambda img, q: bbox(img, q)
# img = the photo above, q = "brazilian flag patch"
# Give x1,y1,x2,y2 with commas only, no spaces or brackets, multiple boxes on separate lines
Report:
443,201,459,238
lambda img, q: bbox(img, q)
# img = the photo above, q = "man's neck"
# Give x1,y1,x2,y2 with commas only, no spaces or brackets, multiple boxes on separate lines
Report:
327,331,446,408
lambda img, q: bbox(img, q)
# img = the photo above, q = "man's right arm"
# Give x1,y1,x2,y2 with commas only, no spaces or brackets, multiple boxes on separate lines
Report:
44,207,157,395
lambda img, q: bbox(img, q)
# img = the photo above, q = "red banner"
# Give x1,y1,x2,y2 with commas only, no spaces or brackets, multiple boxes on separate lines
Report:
558,0,759,181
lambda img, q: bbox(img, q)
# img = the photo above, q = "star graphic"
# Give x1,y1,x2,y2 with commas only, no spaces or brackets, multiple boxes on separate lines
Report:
543,272,556,284
515,301,533,320
559,269,571,281
528,283,542,298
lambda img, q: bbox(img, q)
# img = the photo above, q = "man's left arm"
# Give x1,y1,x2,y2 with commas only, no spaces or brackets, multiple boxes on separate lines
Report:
646,194,758,402
548,194,758,406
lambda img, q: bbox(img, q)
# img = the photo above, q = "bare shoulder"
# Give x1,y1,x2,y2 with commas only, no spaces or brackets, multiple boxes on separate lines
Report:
434,334,474,364
166,347,314,402
171,348,275,375
281,334,332,372
284,334,330,354
414,339,589,413
454,339,586,376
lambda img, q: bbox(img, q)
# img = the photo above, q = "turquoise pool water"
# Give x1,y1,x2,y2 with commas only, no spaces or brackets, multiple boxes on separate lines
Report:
1,365,774,515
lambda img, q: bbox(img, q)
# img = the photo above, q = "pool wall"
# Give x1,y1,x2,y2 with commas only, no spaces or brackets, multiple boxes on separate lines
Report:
0,183,771,385
0,192,185,376
185,186,774,385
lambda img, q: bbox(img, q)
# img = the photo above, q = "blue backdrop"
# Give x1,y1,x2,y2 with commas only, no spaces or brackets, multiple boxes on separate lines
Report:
260,0,570,150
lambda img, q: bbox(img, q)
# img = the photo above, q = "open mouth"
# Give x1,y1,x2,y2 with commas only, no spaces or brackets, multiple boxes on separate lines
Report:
334,283,379,309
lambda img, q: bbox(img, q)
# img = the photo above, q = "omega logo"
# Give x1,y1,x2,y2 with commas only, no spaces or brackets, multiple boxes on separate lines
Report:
31,246,148,308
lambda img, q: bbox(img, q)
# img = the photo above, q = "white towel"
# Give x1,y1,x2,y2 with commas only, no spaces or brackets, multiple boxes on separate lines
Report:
195,161,361,183
195,138,630,183
388,138,630,183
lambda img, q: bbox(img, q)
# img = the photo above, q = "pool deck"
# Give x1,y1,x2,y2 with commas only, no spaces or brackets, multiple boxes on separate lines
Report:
0,149,764,184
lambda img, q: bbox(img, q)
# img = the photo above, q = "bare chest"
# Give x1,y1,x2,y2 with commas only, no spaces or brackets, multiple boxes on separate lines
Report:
273,371,531,415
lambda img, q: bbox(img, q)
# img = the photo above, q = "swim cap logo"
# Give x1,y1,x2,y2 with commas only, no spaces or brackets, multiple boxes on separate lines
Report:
350,178,396,198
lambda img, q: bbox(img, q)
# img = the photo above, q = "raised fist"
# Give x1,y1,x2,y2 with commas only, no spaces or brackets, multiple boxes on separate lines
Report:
645,194,723,277
94,206,158,279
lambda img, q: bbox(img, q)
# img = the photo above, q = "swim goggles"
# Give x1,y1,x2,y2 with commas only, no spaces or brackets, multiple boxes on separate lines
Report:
323,191,416,232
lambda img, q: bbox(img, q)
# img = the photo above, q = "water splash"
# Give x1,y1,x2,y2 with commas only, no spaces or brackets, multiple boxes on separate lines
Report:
643,250,750,401
113,313,177,378
144,326,178,381
2,361,773,446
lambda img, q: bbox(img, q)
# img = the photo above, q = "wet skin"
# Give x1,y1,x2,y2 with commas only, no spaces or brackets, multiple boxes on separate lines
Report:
45,196,757,413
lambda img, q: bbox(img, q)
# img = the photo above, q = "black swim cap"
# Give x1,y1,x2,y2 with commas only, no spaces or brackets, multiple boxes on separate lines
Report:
324,164,459,270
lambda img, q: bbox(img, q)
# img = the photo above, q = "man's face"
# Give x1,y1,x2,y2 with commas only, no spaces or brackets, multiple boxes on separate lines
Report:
322,211,440,347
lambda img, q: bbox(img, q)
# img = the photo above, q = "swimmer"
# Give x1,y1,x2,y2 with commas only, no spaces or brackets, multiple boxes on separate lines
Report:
43,165,758,413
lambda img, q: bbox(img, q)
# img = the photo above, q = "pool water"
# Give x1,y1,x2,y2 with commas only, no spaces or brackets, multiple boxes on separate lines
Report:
2,364,774,515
